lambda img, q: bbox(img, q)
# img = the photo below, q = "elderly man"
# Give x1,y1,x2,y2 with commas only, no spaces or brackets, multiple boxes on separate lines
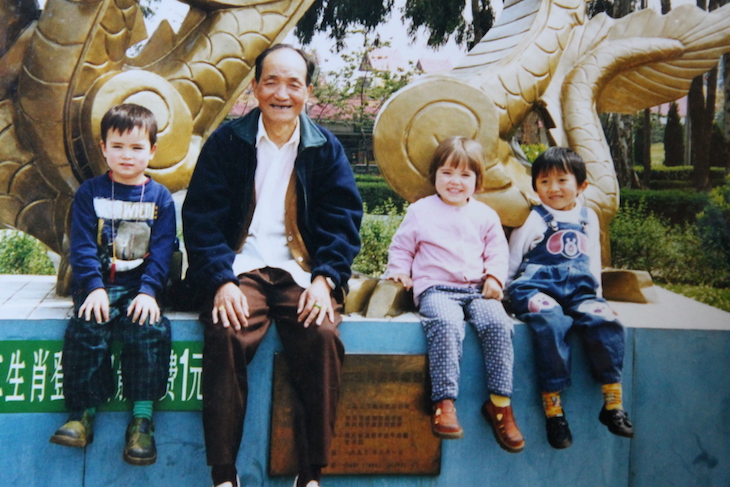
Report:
182,44,363,487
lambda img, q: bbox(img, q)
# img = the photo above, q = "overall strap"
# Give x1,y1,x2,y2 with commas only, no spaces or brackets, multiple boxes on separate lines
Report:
579,206,589,231
533,205,559,231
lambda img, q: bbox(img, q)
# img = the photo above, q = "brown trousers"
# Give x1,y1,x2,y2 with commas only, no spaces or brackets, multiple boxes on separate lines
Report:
200,267,345,470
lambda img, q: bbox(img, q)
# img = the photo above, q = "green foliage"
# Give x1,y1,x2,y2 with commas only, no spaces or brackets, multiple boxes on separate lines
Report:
0,230,55,275
295,0,394,48
620,188,709,225
356,180,408,214
520,144,547,163
610,196,730,288
352,201,406,277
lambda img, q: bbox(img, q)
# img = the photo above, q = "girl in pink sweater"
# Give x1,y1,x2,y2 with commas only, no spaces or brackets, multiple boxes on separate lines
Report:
387,136,524,453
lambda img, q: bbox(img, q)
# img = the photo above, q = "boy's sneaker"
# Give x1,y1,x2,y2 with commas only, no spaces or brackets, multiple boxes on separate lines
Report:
481,400,525,453
599,407,634,438
123,417,157,466
431,399,464,439
50,410,94,448
545,415,572,449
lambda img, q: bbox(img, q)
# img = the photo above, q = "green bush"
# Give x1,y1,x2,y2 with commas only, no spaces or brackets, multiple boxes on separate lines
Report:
609,200,730,287
620,188,709,225
352,201,405,277
0,230,55,275
356,181,408,214
520,144,547,163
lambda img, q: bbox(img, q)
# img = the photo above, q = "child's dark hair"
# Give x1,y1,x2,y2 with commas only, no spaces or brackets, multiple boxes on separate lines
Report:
255,43,317,86
531,147,586,190
428,136,484,189
100,104,158,146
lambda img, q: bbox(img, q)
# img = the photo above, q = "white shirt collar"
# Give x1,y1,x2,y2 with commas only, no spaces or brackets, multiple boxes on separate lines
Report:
256,115,301,149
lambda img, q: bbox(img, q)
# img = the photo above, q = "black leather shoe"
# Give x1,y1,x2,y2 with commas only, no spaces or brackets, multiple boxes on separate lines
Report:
50,411,94,448
123,418,157,466
546,415,572,449
599,407,634,438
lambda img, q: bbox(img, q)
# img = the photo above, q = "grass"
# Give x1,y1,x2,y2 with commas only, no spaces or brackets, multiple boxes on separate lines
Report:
661,284,730,313
650,143,664,167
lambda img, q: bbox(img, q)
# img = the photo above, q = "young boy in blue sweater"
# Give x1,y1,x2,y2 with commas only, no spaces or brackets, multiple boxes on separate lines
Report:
506,147,634,449
50,104,176,466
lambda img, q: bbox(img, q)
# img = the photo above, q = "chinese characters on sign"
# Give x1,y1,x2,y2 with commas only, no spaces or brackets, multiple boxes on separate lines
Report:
0,340,203,413
269,354,441,476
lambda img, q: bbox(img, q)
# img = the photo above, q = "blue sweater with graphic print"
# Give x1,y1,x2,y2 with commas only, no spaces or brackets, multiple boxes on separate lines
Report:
70,172,176,299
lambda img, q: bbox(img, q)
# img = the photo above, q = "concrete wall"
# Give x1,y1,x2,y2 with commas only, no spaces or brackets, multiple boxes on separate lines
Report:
1,314,729,487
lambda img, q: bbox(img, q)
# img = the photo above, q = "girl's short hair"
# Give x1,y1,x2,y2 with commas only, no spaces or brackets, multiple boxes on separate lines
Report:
531,146,586,190
428,136,484,189
101,103,158,146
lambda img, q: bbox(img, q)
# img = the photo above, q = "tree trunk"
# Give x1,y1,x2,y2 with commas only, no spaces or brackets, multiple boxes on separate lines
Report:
642,109,652,187
608,113,639,188
724,53,730,175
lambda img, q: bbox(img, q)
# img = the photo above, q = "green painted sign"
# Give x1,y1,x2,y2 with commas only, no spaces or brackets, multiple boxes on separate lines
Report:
0,340,203,413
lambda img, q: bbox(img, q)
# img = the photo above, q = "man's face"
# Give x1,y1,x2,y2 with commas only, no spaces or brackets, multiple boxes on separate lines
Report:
253,48,312,132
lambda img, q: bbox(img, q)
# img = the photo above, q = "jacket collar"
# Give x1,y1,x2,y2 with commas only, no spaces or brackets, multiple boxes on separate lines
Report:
230,108,327,150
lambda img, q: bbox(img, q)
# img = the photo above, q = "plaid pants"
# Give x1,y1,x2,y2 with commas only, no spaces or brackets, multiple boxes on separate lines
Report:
61,284,171,410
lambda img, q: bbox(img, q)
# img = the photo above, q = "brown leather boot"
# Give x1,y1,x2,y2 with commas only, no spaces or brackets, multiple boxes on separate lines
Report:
432,399,464,439
482,400,525,453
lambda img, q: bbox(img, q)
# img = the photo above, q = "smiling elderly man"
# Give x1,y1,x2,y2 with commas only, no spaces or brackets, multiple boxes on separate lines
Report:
182,44,363,487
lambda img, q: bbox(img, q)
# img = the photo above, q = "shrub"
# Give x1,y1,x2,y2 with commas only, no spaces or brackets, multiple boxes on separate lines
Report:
610,198,730,287
0,230,56,275
620,188,709,225
352,201,405,277
356,181,408,214
520,144,547,163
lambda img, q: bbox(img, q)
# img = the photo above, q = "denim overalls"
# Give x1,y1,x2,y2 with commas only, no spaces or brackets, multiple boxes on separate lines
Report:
507,205,625,393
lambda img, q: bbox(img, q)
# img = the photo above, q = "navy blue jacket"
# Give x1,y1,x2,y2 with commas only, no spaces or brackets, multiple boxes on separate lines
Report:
182,109,363,300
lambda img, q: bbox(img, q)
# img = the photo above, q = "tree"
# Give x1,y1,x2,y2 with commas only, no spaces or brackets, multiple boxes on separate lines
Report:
687,0,721,191
589,0,640,189
310,37,419,168
664,102,685,167
295,0,495,51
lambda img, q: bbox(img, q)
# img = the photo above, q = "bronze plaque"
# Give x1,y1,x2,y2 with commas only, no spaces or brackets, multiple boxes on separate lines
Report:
269,354,441,475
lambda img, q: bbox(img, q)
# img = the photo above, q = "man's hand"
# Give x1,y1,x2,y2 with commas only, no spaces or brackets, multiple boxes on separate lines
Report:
78,288,110,324
212,282,249,330
387,273,413,290
127,293,161,324
297,275,334,328
482,276,504,300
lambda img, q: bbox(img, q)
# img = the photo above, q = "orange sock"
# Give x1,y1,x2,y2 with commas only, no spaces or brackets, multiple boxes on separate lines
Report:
542,391,564,418
602,383,623,410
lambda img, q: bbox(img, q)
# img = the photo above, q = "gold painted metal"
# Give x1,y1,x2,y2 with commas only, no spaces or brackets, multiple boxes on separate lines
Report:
269,354,441,476
0,0,314,292
373,0,730,266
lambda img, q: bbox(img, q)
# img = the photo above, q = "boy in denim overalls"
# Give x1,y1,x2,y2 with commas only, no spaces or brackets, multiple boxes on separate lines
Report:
506,147,634,449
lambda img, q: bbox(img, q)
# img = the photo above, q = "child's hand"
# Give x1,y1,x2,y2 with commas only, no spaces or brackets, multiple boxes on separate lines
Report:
79,288,110,324
388,273,413,290
482,276,504,300
127,293,160,325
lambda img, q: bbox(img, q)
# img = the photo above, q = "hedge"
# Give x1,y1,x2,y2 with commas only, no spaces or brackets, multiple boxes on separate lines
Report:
619,189,709,225
356,181,407,213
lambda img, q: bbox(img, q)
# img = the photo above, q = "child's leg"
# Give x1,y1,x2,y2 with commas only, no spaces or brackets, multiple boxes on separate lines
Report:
419,288,467,403
419,287,467,439
569,299,634,438
466,297,514,398
569,298,625,388
467,297,525,452
118,290,172,466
